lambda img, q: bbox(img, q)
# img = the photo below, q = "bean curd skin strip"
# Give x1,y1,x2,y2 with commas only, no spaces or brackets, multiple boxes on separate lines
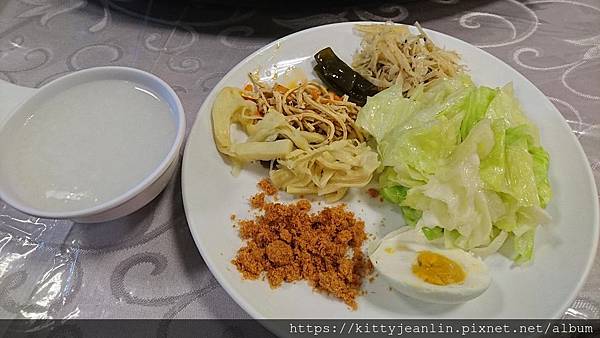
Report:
228,74,380,202
270,139,380,202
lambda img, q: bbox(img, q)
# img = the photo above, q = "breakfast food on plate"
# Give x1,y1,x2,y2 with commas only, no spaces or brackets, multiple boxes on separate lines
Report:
353,22,462,94
369,227,491,304
357,74,552,264
257,177,278,196
233,190,372,309
244,74,366,143
215,21,553,308
270,139,378,202
211,73,379,201
313,47,379,106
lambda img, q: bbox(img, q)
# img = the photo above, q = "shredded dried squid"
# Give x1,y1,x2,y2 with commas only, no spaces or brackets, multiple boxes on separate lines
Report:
352,22,463,95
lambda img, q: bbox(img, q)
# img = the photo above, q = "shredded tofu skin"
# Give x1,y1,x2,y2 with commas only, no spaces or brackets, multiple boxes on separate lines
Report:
211,74,380,201
352,22,463,95
242,75,365,145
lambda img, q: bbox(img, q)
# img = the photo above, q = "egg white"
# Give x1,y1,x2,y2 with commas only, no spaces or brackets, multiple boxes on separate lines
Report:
370,228,491,304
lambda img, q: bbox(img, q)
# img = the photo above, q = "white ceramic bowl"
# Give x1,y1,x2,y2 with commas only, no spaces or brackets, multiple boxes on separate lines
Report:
0,67,185,223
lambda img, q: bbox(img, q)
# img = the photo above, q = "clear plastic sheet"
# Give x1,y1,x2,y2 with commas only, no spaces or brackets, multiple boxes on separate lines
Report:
0,208,79,319
0,0,598,321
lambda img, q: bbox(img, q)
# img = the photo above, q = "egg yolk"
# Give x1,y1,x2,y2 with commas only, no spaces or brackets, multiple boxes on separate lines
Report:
412,251,466,285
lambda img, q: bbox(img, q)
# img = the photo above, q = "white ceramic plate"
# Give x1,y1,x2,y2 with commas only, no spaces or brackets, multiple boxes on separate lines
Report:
182,22,599,319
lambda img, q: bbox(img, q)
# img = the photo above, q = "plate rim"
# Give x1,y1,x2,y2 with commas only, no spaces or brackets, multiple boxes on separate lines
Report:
181,21,600,319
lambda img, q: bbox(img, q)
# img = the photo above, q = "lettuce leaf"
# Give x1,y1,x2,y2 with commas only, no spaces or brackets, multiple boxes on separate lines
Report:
379,172,422,227
460,86,497,140
422,226,444,241
486,84,538,138
505,130,539,207
356,74,474,143
379,113,463,176
500,230,536,265
355,85,415,143
380,185,407,204
357,75,552,264
529,146,552,208
480,120,510,194
403,119,496,249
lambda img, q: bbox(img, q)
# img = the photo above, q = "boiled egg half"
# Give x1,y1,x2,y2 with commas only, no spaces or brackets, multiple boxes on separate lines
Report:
369,227,491,304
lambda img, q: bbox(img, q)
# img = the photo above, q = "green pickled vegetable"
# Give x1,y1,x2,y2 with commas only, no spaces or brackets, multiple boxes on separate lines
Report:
314,47,379,105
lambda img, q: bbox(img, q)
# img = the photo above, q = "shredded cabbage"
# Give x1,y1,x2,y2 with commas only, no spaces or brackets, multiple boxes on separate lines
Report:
356,76,552,264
